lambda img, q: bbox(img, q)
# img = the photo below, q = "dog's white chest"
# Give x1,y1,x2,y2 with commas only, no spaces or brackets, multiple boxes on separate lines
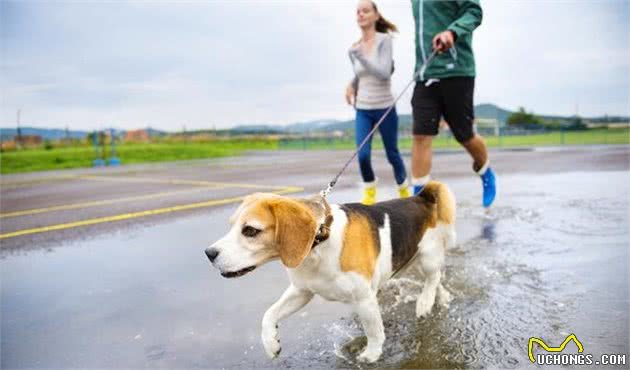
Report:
289,257,359,302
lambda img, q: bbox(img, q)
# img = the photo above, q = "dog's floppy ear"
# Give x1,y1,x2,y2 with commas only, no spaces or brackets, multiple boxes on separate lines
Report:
269,199,317,268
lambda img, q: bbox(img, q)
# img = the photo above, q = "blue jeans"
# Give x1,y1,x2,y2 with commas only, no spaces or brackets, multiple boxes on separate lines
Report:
355,107,407,185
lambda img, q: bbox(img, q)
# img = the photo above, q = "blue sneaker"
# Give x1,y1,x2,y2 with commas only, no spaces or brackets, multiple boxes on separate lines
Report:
413,185,425,195
480,167,496,207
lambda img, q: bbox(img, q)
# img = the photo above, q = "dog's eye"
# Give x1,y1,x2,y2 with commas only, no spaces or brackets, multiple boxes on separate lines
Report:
242,225,261,238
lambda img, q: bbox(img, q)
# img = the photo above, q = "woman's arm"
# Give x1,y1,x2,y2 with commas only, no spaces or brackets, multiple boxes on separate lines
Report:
350,35,393,81
345,80,357,106
346,50,359,106
348,48,359,90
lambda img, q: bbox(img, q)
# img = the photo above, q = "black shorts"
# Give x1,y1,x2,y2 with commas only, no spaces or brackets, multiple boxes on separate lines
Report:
411,76,475,143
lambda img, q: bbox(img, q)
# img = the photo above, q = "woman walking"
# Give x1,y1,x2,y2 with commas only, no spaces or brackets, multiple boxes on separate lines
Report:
346,0,409,205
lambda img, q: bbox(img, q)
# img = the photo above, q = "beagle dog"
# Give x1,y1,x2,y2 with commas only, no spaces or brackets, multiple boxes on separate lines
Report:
205,181,456,363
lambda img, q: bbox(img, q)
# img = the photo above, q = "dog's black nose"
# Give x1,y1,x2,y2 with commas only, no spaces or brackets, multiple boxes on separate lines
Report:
205,248,219,262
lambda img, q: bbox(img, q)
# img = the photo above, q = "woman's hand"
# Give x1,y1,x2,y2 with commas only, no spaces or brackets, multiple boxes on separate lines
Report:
345,84,355,106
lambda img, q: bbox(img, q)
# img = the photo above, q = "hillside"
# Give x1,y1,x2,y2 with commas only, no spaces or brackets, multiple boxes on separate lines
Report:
0,127,167,141
2,104,627,139
0,127,88,141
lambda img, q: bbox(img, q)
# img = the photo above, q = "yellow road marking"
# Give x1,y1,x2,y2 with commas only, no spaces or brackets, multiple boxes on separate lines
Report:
76,175,222,187
0,186,224,218
0,173,286,190
2,174,297,218
528,334,584,363
77,175,290,190
0,175,80,189
0,186,303,240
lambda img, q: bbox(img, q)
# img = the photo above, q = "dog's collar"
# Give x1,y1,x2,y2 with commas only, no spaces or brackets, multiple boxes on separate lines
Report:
312,213,333,249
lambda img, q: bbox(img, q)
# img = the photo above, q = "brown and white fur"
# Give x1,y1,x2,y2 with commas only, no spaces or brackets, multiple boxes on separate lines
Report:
205,181,456,363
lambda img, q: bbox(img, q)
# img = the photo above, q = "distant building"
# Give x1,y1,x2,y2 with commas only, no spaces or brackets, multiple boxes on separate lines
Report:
1,140,16,150
125,129,150,142
585,122,630,129
1,135,43,150
475,118,501,136
18,135,43,147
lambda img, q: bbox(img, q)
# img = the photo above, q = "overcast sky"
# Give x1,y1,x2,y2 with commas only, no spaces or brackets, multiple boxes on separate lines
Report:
1,0,629,131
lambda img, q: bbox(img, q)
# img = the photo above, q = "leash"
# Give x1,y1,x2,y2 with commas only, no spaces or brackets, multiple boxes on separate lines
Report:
319,50,438,199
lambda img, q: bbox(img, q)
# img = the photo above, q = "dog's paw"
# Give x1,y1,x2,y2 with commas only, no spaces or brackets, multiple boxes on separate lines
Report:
415,295,435,318
357,348,381,363
261,326,281,359
438,287,453,308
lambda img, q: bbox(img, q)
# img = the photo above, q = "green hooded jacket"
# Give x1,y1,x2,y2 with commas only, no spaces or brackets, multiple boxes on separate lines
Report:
411,0,483,80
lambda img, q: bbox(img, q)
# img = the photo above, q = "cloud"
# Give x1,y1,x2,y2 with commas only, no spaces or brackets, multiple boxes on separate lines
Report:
1,0,628,130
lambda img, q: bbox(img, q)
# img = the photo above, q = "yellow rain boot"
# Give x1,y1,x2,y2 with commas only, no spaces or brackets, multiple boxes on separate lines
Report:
362,185,376,205
398,179,410,198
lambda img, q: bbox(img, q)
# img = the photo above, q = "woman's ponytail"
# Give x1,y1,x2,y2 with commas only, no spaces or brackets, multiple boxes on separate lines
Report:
375,15,398,33
372,2,398,33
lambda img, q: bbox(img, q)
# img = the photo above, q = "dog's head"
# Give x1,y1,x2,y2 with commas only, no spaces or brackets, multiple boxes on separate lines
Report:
205,193,321,278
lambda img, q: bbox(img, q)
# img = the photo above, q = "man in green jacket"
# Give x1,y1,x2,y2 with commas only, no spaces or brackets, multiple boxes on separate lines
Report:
410,0,496,208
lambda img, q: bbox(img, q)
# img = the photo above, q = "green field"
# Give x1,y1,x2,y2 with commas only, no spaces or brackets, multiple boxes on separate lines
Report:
0,140,278,174
1,129,628,174
278,128,630,150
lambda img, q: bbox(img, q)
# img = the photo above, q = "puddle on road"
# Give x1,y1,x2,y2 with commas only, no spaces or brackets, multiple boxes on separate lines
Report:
1,171,628,368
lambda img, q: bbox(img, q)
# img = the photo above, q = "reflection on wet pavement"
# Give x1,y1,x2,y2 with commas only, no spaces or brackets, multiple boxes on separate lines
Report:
1,171,628,368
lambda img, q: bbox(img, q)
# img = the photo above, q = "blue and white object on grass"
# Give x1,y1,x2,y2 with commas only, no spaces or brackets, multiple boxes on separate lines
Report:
92,130,105,167
108,128,120,166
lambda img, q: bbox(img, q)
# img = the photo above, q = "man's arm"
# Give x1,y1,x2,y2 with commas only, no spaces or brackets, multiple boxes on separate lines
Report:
433,0,482,52
447,0,483,39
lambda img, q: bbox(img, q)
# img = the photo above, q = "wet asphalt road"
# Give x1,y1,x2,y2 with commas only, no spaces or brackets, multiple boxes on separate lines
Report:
1,146,627,252
1,146,629,368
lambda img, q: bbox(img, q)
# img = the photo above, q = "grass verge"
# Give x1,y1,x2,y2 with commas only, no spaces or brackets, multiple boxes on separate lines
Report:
1,129,627,174
278,128,630,150
0,140,278,174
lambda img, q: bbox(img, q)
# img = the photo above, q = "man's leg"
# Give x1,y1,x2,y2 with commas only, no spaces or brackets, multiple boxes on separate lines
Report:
411,134,433,190
461,134,488,172
410,82,441,195
462,134,496,207
441,77,496,207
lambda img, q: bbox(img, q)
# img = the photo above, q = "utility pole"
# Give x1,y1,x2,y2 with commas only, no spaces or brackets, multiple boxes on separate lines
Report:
16,109,22,149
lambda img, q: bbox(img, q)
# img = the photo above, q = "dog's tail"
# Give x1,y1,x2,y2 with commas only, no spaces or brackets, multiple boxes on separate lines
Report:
420,181,456,225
